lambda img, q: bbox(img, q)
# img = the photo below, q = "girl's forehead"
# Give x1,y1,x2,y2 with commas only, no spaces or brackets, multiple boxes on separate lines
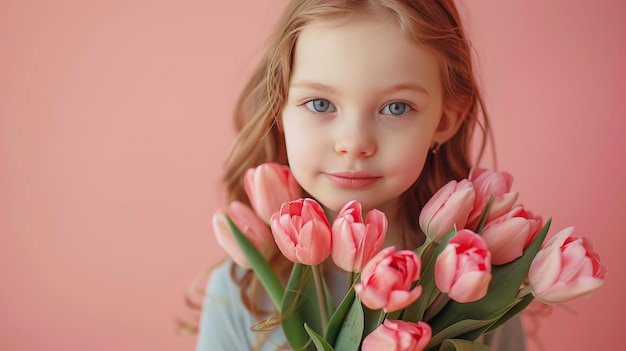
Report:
290,14,442,101
297,12,429,59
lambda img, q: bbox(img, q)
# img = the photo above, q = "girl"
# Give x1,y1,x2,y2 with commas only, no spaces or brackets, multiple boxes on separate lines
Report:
195,0,526,349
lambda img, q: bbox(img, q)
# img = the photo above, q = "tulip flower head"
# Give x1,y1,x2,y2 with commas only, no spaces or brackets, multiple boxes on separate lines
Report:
467,168,519,227
331,200,387,273
354,247,422,313
481,205,543,265
418,179,475,242
362,319,432,351
529,227,607,304
213,201,276,268
270,198,332,265
435,230,492,303
244,162,301,223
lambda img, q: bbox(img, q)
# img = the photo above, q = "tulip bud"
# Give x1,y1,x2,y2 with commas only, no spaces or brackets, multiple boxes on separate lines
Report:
467,168,519,228
482,205,543,264
212,201,275,268
419,179,475,242
362,320,432,351
331,200,387,273
354,247,422,313
529,227,607,304
269,198,332,265
435,229,492,303
244,162,301,223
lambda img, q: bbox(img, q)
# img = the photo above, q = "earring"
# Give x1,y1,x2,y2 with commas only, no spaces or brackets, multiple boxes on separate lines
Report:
431,142,441,155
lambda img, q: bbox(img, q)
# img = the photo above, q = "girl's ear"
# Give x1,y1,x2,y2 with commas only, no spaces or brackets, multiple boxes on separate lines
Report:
433,100,467,144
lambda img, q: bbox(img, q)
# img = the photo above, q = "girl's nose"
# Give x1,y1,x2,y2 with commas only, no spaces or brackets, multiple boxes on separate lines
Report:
334,117,377,158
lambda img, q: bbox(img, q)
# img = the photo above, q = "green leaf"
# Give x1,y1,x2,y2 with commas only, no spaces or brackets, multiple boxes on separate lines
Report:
362,306,382,337
281,263,318,351
484,294,534,334
226,216,284,309
427,318,496,348
446,302,516,342
414,236,435,257
474,195,494,234
325,283,356,345
333,295,364,351
305,324,335,351
427,219,552,339
436,339,491,351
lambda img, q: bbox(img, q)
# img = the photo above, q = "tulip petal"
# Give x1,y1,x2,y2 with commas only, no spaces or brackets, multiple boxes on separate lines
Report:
529,228,574,294
213,211,250,268
384,286,423,312
434,244,458,293
331,219,358,271
535,277,605,304
448,271,491,303
354,284,387,310
482,219,530,265
528,246,562,294
419,181,456,228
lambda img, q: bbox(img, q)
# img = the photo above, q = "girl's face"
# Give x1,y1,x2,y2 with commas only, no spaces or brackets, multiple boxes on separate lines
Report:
282,14,459,216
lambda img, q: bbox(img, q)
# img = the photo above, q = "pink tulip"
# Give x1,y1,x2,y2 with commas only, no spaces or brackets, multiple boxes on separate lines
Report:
331,200,387,273
354,247,422,313
481,205,543,264
244,162,301,223
435,229,492,303
467,168,519,228
419,179,475,242
213,201,276,268
362,320,432,351
529,227,607,304
269,198,331,265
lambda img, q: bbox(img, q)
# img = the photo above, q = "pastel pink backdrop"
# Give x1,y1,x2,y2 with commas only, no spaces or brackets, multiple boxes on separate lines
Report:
1,1,623,350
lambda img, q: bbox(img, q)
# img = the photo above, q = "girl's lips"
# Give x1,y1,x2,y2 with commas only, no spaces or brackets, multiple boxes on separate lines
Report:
325,172,381,189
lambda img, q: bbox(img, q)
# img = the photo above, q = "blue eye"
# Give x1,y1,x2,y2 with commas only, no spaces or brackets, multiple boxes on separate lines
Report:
305,99,336,113
381,102,412,116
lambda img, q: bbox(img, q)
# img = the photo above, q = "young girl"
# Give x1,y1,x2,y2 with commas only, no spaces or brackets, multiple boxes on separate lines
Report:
195,0,527,349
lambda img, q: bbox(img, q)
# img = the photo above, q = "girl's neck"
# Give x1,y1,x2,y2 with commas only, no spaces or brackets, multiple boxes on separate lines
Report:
384,214,411,249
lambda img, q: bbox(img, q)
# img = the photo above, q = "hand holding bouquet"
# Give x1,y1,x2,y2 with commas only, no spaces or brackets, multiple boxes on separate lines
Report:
212,163,607,351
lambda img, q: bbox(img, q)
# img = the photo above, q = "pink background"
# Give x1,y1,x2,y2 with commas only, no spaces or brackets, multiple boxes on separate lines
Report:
1,1,624,350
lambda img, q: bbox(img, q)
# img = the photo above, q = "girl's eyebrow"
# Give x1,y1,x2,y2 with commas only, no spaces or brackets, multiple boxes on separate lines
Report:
382,83,430,97
289,81,340,95
289,81,430,97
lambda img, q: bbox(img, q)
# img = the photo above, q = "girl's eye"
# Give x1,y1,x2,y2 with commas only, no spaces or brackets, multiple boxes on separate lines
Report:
381,102,412,116
304,99,336,113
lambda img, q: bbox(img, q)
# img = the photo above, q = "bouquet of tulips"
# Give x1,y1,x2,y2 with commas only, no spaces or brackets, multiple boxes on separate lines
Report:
213,163,607,351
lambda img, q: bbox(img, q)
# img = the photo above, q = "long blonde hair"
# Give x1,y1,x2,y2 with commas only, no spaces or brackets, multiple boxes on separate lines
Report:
190,0,492,345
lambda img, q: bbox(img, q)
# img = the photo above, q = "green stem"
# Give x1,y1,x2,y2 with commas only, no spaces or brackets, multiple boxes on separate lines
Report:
423,291,449,321
475,195,495,234
312,264,328,332
377,310,388,327
416,237,437,264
